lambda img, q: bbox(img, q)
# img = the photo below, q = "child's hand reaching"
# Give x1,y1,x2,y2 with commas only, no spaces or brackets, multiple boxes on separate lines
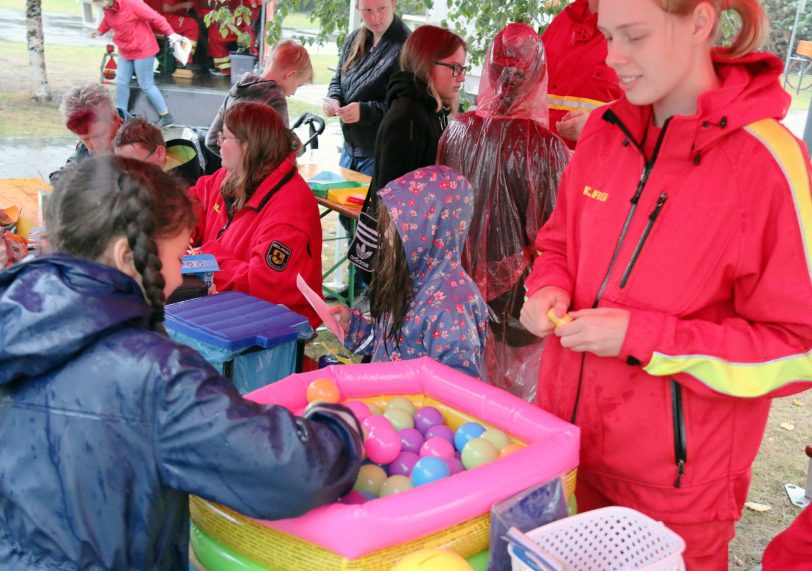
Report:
329,305,351,334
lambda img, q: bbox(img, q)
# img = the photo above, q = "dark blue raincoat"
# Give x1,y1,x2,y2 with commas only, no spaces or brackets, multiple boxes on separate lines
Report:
0,255,362,570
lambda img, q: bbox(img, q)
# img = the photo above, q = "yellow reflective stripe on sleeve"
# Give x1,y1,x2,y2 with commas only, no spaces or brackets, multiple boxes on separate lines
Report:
548,94,606,113
744,118,812,282
645,350,812,397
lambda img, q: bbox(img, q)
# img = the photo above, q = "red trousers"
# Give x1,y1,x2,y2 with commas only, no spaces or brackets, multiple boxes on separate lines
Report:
576,477,735,570
207,19,257,71
165,14,200,46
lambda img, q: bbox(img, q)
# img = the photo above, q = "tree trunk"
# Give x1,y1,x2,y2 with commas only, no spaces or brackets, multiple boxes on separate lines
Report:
26,0,51,103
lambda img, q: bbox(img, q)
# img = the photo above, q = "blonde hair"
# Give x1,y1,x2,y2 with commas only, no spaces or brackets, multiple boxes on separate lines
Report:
659,0,768,57
400,25,466,114
265,39,314,83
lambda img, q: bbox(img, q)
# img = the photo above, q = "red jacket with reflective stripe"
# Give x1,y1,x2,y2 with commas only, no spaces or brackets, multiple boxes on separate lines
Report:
190,158,323,328
526,50,812,524
97,0,174,60
541,0,621,147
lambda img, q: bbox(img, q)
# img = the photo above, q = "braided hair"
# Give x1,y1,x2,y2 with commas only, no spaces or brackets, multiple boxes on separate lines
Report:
45,155,196,324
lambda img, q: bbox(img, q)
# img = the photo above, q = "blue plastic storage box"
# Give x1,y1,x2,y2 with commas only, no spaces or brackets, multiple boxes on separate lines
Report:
165,291,313,394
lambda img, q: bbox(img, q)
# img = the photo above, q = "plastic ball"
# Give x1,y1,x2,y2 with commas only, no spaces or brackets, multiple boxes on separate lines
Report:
399,428,425,454
460,437,498,470
384,407,415,431
389,451,420,477
306,378,341,404
390,549,474,571
386,397,417,415
419,437,455,459
499,443,523,458
424,424,454,444
413,406,444,434
364,425,402,465
379,475,413,497
366,403,383,415
353,464,388,496
443,456,464,475
343,400,371,423
338,490,368,504
481,428,511,451
411,457,450,486
454,422,486,452
361,414,393,437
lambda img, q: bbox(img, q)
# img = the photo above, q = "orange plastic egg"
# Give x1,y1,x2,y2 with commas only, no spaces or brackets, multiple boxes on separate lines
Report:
306,378,341,404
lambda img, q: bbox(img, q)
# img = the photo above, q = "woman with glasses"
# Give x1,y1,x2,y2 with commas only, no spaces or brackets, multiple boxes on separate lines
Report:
349,25,467,276
189,101,324,328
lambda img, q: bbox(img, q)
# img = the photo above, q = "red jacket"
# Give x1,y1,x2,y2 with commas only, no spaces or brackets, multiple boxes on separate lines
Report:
541,0,621,148
190,158,323,328
97,0,174,60
762,504,812,570
526,51,812,524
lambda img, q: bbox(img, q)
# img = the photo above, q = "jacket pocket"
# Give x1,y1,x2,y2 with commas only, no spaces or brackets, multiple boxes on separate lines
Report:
671,378,687,488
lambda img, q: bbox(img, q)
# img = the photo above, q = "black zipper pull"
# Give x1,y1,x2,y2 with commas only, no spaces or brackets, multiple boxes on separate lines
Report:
620,192,668,288
675,459,685,488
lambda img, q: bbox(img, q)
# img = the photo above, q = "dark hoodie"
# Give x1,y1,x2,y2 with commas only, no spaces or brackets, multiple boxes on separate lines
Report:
205,73,288,156
0,255,362,570
366,71,451,216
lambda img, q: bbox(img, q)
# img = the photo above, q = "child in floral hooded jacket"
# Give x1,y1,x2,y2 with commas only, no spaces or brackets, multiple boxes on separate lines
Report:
331,166,488,378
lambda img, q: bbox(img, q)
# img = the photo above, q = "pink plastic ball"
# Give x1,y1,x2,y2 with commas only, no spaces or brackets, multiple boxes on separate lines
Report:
419,437,455,459
364,426,402,465
343,400,371,423
339,490,368,504
362,414,393,437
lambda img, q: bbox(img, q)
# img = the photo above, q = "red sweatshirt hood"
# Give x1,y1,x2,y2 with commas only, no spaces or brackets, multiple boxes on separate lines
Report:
597,50,790,160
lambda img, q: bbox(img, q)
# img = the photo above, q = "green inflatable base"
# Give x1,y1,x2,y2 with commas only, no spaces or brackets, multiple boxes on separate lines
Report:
190,524,489,571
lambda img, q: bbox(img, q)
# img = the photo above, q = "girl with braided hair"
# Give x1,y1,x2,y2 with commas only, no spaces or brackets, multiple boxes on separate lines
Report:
0,155,363,569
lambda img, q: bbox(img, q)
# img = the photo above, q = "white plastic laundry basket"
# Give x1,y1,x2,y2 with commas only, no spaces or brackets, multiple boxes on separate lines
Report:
509,506,685,571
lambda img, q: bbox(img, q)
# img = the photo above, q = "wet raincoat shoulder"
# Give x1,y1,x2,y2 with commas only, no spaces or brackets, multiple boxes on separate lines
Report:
0,255,361,570
344,166,488,378
526,50,812,524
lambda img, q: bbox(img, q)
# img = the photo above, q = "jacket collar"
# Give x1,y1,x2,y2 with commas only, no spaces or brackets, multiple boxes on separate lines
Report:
244,155,298,210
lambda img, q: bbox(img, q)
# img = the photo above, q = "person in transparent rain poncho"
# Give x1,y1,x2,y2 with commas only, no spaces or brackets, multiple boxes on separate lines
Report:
437,23,570,401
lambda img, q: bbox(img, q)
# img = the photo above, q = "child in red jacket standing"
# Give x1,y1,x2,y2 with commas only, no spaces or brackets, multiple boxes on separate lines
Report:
521,0,812,568
92,0,180,126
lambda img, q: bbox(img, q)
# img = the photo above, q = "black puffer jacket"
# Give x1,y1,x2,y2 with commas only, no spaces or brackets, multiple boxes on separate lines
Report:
366,71,450,213
327,16,410,158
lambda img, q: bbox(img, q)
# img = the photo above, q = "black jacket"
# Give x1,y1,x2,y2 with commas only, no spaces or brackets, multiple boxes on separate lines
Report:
366,71,450,214
327,16,410,158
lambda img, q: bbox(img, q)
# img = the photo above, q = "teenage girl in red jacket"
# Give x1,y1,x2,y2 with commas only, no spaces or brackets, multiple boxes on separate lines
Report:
521,0,812,568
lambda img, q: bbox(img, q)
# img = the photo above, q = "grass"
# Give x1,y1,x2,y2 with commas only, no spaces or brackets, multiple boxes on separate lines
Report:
307,53,339,85
281,11,320,31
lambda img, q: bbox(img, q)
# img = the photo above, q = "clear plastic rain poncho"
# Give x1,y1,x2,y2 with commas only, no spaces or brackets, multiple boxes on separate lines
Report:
437,23,570,401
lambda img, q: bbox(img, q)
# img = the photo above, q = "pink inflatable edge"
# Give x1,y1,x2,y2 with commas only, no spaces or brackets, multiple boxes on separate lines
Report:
242,357,580,559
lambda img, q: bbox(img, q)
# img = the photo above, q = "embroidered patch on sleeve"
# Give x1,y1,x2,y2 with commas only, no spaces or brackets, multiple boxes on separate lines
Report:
266,241,292,271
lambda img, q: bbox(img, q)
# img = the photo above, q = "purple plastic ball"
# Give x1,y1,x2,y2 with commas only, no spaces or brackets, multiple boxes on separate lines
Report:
424,424,454,444
399,428,425,454
389,451,420,477
413,406,444,434
443,456,465,475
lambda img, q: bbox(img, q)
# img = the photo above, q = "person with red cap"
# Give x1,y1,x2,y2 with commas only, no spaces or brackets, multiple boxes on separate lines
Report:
437,22,569,400
541,0,621,147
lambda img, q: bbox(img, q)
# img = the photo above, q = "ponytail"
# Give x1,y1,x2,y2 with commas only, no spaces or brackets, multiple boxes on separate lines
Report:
661,0,769,58
341,27,371,75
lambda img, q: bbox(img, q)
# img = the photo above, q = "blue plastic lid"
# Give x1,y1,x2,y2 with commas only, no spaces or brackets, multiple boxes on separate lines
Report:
165,291,312,351
181,254,220,275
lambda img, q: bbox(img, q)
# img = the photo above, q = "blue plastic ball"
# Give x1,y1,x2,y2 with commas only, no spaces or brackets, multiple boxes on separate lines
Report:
411,456,451,486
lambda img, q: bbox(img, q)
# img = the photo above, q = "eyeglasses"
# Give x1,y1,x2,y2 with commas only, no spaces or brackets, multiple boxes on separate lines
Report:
217,131,239,145
434,61,470,78
142,146,157,161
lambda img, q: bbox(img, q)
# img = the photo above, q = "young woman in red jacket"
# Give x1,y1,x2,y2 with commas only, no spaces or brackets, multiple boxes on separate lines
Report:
521,0,812,568
189,101,323,328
